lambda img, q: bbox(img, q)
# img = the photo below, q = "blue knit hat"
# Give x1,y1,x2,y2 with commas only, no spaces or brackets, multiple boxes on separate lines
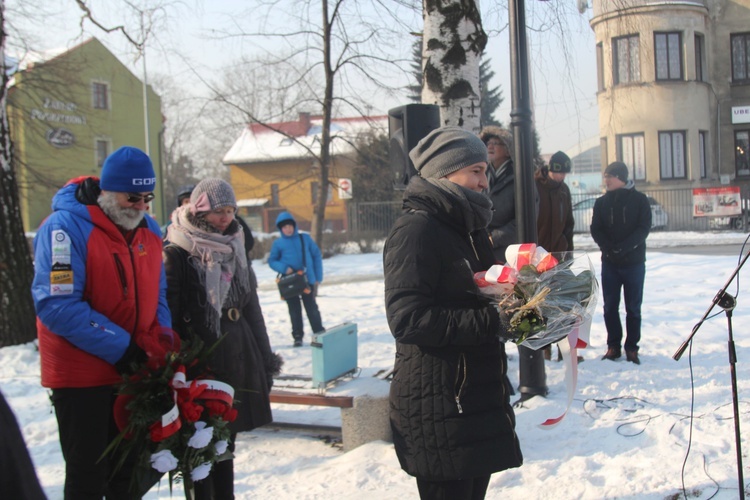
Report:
100,146,156,192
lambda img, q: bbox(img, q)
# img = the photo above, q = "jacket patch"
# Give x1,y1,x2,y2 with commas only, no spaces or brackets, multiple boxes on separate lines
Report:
51,229,71,265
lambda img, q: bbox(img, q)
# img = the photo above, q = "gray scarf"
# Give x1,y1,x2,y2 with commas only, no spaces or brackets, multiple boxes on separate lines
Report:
426,178,493,232
166,205,250,336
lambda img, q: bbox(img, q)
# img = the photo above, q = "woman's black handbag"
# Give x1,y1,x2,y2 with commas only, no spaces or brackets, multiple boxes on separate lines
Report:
276,234,310,299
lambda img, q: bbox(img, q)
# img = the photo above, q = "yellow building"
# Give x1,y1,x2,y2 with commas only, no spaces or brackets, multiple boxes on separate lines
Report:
223,113,386,232
8,37,164,231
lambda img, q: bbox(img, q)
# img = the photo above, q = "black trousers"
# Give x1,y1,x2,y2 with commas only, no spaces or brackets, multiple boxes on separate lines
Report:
51,385,149,500
416,475,491,500
285,285,324,340
192,432,237,500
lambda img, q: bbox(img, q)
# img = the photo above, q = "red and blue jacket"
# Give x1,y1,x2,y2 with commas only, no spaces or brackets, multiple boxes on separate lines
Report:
32,177,171,388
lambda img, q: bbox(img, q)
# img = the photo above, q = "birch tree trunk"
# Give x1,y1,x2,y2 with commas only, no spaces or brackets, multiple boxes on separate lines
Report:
422,0,487,133
0,0,37,346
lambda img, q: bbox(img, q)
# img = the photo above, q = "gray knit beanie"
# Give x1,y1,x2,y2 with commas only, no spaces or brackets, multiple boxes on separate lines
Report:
604,161,629,183
409,126,488,179
189,178,237,214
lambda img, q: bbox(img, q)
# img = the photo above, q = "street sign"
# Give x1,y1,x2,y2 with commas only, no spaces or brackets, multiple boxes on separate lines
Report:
338,178,353,200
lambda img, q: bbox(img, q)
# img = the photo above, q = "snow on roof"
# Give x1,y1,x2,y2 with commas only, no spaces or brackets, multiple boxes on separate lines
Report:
237,198,269,207
222,114,388,165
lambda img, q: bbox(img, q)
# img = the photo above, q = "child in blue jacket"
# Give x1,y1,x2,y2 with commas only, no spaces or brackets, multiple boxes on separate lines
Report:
268,212,325,346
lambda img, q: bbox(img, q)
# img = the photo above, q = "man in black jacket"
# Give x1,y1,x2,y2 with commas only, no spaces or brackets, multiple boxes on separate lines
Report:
591,162,651,365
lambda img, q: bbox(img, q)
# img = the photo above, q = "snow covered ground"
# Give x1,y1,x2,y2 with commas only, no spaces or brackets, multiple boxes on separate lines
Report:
4,231,750,499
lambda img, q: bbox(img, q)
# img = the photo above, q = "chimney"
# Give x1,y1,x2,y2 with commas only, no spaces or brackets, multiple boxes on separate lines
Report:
299,112,311,134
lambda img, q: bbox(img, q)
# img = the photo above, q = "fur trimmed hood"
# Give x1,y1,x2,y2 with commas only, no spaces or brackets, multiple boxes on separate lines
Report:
479,126,514,162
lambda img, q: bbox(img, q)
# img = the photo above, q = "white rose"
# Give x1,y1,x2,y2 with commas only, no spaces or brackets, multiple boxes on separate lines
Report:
188,421,214,449
150,449,178,473
214,440,229,455
191,462,212,482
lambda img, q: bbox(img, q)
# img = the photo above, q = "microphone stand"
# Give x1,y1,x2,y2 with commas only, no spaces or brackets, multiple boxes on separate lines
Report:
673,249,749,498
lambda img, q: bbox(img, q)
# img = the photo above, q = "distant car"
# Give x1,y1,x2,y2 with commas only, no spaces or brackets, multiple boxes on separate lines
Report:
572,196,668,233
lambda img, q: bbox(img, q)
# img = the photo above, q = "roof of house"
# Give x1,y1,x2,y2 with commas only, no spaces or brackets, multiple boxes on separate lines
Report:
222,113,388,165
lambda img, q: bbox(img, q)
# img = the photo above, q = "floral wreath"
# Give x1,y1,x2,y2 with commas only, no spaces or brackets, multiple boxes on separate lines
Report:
106,327,236,494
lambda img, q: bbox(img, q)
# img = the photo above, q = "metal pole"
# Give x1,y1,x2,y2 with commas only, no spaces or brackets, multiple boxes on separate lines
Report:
509,0,547,399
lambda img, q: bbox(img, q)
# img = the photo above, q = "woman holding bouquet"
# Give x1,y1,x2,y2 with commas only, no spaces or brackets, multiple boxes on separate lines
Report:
164,178,282,499
384,127,523,500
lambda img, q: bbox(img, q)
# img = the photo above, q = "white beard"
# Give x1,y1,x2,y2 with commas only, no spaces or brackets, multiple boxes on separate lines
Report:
98,192,146,231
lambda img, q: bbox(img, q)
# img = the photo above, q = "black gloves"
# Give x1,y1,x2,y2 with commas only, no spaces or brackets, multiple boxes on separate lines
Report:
493,305,518,342
114,338,146,374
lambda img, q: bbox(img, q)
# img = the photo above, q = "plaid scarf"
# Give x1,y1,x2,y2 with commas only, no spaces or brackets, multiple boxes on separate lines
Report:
166,206,250,336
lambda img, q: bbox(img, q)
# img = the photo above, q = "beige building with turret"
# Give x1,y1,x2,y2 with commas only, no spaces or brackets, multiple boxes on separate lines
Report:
591,0,750,189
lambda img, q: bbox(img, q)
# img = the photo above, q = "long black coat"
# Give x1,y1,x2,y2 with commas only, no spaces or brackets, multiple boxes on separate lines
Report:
163,236,273,433
383,177,523,481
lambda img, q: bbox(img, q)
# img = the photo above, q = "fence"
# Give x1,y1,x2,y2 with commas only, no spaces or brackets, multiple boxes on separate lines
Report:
346,186,750,242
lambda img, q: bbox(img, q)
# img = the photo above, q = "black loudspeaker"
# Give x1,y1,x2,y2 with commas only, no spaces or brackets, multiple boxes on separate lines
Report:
388,104,440,190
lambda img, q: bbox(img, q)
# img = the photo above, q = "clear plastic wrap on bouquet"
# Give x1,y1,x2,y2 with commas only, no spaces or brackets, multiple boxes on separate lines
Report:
474,244,599,350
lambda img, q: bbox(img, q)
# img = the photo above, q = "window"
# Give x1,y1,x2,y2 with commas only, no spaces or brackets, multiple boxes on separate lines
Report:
655,32,682,81
311,181,319,204
695,34,705,82
613,35,640,85
658,131,687,179
699,131,708,178
600,137,608,172
95,139,109,168
617,133,646,180
731,33,750,83
270,184,279,206
596,43,604,91
92,82,109,110
736,130,750,177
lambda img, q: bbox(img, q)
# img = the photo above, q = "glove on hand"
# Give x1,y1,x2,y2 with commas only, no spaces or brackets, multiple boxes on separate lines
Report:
493,305,519,342
114,338,146,374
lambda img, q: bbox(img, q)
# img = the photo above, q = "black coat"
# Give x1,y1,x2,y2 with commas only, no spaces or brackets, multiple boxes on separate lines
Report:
163,236,273,433
487,161,518,262
383,177,523,481
590,183,651,267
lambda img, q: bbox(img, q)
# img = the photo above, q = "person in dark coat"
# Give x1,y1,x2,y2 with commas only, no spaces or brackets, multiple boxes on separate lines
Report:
480,126,547,402
591,162,651,365
163,178,282,499
535,151,576,362
0,390,45,499
384,126,523,500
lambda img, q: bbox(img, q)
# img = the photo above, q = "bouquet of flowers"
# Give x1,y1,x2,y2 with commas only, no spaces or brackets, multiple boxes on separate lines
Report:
474,243,598,350
107,327,236,497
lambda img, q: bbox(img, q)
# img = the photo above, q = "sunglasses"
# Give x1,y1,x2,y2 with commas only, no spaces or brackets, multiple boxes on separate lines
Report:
126,192,155,203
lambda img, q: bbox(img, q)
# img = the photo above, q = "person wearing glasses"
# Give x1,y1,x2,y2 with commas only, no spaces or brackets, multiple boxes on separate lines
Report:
480,126,547,404
163,178,282,499
32,146,173,498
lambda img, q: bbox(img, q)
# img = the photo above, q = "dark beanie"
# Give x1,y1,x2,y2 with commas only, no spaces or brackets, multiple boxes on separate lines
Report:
409,126,488,179
100,146,155,192
604,161,629,182
549,151,572,173
189,179,236,215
